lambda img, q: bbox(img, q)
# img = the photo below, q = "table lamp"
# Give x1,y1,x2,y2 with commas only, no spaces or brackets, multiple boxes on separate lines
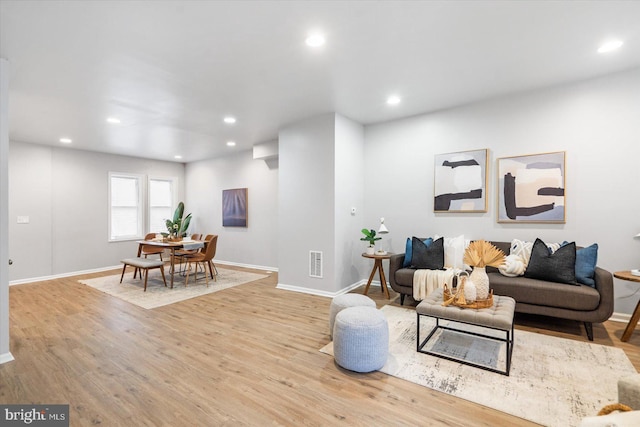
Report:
378,217,389,234
376,218,389,254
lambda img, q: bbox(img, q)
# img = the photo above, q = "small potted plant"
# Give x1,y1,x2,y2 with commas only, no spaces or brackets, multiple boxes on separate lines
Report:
163,202,192,241
360,228,381,255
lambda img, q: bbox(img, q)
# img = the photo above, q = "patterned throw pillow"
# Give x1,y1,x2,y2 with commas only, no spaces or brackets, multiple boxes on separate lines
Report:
524,238,577,285
411,237,444,270
499,254,527,277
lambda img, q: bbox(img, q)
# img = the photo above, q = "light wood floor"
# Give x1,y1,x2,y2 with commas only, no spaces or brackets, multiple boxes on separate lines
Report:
1,267,639,426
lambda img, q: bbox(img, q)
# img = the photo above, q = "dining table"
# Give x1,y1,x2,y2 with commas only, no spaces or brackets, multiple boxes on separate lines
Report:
135,238,205,288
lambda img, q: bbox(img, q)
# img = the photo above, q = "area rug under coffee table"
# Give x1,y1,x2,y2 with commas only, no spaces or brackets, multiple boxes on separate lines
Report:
320,305,637,427
79,267,268,309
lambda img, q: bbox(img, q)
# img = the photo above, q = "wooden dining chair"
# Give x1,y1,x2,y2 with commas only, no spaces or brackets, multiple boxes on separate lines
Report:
141,233,164,260
175,233,202,274
184,235,218,287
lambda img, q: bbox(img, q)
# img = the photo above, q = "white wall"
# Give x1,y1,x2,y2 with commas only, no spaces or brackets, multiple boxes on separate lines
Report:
334,114,366,289
363,68,640,314
8,142,185,281
184,149,278,270
0,58,12,363
278,114,336,293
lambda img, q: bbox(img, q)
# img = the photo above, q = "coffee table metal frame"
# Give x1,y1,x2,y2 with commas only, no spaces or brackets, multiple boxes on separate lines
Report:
416,310,514,376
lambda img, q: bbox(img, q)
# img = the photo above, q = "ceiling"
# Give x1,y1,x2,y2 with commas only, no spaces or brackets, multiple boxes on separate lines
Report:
1,1,639,163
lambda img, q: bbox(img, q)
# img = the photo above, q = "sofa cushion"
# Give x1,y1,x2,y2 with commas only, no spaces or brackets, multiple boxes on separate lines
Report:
403,237,433,268
525,238,577,285
434,234,468,269
562,242,598,288
411,237,444,270
394,268,418,288
488,272,600,311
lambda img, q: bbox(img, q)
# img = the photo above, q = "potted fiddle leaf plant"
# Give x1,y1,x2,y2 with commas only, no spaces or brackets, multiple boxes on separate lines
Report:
360,228,381,255
163,202,192,241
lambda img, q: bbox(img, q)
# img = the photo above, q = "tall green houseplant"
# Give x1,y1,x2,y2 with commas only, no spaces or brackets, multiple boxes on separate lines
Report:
165,202,192,238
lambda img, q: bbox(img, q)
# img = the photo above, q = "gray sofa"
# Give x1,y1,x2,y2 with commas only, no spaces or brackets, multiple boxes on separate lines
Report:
388,240,614,341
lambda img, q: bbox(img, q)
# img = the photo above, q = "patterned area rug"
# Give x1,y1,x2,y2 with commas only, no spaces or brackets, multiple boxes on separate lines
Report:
79,267,269,309
321,305,637,427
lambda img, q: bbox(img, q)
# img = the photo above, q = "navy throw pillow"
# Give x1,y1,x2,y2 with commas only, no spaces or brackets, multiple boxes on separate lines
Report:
411,237,444,270
525,238,577,285
403,237,433,268
562,241,598,287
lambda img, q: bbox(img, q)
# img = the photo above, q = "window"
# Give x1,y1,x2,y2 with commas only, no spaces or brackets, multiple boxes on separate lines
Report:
109,173,143,241
149,178,175,234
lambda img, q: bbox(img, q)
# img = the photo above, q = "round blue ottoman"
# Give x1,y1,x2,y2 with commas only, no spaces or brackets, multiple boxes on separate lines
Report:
329,294,376,338
333,306,388,373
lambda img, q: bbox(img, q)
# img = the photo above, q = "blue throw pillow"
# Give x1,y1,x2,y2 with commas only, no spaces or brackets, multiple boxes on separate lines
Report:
563,241,598,287
403,237,433,268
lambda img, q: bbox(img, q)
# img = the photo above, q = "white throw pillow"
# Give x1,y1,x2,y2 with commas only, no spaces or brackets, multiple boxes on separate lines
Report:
434,234,468,270
499,254,526,277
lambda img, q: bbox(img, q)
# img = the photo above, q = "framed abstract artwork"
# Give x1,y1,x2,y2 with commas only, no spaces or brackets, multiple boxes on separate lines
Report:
497,151,566,223
434,149,488,212
222,188,248,227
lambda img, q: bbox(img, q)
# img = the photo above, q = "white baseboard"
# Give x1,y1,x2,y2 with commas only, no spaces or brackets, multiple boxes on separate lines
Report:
9,260,277,286
9,265,123,286
215,260,278,273
0,352,15,364
610,312,631,323
276,279,370,299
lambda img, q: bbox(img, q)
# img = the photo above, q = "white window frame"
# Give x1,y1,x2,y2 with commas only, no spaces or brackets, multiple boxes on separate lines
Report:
148,176,178,235
108,172,145,242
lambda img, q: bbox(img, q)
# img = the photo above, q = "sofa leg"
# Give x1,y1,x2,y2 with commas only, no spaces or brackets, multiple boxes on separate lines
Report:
584,322,594,341
400,294,405,306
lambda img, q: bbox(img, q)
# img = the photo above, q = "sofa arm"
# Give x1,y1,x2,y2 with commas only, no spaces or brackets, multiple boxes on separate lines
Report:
592,266,615,323
389,253,405,290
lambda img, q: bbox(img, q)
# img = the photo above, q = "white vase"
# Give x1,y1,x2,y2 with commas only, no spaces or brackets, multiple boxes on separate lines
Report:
470,266,490,300
365,246,375,255
463,278,477,302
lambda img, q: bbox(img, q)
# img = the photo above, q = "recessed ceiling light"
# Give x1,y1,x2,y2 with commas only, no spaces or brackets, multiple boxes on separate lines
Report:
106,117,121,124
306,33,325,47
223,116,236,124
598,40,624,53
226,141,236,147
174,155,182,159
386,95,401,105
59,137,72,144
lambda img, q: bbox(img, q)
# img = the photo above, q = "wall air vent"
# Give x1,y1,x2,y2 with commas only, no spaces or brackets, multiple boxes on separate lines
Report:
309,251,323,278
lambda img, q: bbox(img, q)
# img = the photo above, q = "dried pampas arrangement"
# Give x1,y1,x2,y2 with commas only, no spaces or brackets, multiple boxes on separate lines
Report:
463,240,506,268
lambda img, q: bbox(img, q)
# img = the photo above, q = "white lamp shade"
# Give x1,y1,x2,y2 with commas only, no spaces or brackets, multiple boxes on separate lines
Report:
378,217,389,234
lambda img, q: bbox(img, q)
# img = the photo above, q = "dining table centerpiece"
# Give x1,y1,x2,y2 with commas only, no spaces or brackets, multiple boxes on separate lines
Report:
163,202,192,241
463,240,506,300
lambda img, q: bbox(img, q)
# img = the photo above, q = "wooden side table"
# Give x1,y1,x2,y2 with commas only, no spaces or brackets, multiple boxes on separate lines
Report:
362,252,392,299
615,271,640,342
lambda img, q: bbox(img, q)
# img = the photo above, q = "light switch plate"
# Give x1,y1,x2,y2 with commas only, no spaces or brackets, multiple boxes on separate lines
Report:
17,216,29,224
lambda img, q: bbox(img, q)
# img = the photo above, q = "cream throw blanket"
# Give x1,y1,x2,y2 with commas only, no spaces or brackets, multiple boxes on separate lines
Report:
413,269,455,301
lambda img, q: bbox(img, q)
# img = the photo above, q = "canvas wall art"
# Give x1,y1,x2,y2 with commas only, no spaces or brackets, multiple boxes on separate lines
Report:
434,149,488,212
497,151,565,223
222,188,248,227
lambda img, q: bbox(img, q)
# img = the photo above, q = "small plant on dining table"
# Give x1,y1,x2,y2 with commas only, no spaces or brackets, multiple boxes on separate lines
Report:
162,202,192,240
